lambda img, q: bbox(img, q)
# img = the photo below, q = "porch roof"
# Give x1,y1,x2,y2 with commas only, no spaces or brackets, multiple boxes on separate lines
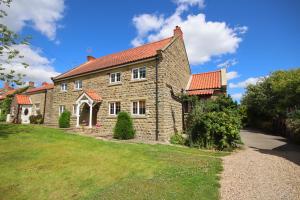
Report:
16,94,32,105
81,89,102,102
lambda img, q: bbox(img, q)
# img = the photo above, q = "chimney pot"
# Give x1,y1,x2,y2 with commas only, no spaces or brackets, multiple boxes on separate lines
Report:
173,26,183,37
87,56,96,61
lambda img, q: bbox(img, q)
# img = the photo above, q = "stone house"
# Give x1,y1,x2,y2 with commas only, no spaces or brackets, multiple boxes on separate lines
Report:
9,82,54,124
48,26,191,141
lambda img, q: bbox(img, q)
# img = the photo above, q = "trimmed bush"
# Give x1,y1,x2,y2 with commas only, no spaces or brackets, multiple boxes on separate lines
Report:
29,114,44,124
59,111,71,128
170,132,186,145
113,112,135,139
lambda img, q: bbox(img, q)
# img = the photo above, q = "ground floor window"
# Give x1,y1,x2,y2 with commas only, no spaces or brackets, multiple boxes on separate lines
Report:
59,105,65,115
132,100,146,115
109,102,121,115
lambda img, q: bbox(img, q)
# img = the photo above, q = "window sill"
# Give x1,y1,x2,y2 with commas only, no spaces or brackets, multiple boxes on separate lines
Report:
59,91,68,93
73,89,83,92
132,115,147,119
129,79,147,83
108,82,122,87
107,115,117,119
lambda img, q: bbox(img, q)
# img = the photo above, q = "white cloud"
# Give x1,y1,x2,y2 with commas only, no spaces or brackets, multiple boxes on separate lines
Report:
174,0,205,9
131,0,247,65
0,0,65,40
1,45,60,83
217,59,238,68
226,71,240,81
229,77,263,88
231,93,243,101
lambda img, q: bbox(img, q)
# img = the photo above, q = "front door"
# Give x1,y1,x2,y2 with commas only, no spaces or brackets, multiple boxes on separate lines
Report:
21,105,32,124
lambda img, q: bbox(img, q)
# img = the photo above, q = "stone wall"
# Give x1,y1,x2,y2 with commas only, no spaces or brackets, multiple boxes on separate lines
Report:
51,59,160,140
158,36,191,139
28,92,46,116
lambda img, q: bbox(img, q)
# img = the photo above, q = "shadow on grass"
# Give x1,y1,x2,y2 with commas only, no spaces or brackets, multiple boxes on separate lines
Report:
0,123,27,138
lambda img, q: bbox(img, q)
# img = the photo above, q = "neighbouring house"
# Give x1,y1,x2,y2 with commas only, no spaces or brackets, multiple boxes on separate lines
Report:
48,26,191,141
9,82,54,124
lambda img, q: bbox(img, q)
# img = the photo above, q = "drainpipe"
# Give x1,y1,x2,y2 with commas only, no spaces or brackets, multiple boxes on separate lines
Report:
42,90,47,123
155,56,159,141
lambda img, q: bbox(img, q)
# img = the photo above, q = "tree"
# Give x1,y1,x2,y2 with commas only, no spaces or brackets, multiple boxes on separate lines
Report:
0,0,30,85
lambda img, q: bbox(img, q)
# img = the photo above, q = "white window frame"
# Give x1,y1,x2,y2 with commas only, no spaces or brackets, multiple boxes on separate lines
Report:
34,103,40,115
132,100,146,115
59,105,65,115
72,104,77,116
132,67,146,80
109,102,121,115
60,83,67,91
74,80,82,90
110,72,121,84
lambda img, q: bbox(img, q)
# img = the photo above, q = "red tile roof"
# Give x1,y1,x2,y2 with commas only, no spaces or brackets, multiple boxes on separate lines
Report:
187,89,214,96
188,70,221,90
15,94,31,105
85,89,102,102
26,83,54,94
54,37,172,80
0,89,16,100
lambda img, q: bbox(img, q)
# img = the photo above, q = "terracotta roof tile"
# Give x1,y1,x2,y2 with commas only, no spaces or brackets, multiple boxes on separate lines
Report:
26,83,54,94
16,94,31,105
85,89,102,102
0,89,16,100
187,89,214,96
54,37,172,80
188,70,221,90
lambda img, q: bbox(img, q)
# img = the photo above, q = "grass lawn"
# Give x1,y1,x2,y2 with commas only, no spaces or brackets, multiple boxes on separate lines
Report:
0,124,227,200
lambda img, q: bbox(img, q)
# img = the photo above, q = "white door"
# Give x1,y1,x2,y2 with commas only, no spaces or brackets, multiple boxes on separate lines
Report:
21,105,32,124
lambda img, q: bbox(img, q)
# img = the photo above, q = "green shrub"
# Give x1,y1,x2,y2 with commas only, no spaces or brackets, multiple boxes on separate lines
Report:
113,112,135,139
59,111,71,128
186,96,242,150
29,114,43,124
170,132,186,145
286,109,300,143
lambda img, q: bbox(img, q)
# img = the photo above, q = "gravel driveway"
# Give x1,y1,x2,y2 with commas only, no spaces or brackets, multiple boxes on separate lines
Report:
220,129,300,200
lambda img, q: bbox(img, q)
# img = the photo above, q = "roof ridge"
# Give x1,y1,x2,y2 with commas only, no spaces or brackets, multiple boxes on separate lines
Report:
54,37,173,80
192,70,221,76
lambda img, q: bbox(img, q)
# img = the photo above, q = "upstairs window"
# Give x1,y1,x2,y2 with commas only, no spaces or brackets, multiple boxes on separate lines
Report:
132,67,146,80
132,100,146,115
109,102,121,115
60,83,67,91
110,72,121,83
74,80,82,90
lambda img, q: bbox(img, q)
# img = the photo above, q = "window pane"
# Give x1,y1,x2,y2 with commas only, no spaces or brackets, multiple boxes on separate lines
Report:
133,102,138,114
133,69,139,79
116,73,121,82
139,101,145,115
79,81,82,88
116,102,121,114
110,103,115,115
139,67,146,79
111,73,115,83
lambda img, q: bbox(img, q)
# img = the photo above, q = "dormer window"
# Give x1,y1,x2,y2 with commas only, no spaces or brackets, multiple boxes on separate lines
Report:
60,83,67,91
74,80,82,90
110,72,121,84
132,67,146,80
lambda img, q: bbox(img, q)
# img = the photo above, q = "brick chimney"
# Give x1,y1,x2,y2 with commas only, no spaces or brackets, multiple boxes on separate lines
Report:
173,26,183,37
87,56,96,61
42,82,49,86
28,81,35,88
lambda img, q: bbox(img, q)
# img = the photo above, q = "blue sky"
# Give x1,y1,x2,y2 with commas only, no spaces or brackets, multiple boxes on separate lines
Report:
1,0,300,101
